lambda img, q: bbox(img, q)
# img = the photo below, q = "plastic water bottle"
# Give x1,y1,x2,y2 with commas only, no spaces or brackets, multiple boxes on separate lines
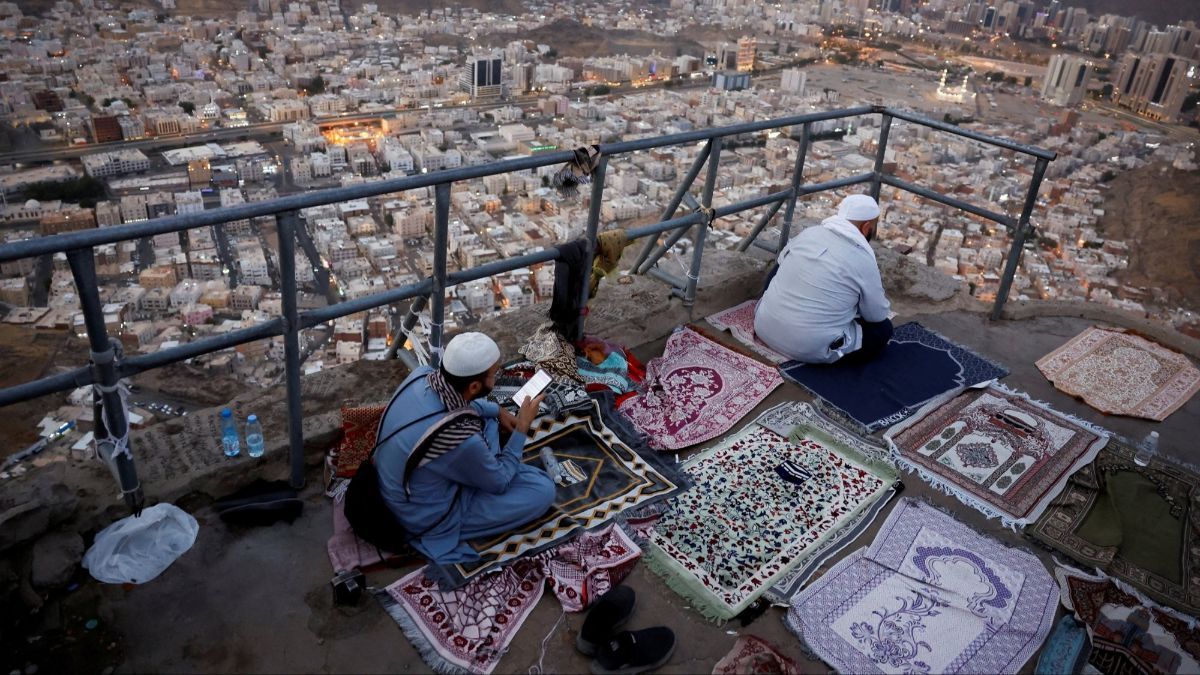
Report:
220,408,240,457
539,447,564,484
245,414,265,458
1133,431,1159,467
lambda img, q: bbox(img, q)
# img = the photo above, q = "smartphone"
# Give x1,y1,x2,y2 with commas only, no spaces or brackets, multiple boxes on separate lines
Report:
512,370,552,407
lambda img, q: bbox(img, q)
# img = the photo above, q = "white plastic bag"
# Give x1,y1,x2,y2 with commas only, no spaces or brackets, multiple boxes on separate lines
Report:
82,503,199,584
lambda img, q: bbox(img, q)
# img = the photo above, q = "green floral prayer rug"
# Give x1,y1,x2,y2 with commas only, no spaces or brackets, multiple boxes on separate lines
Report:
644,402,900,620
1030,438,1200,616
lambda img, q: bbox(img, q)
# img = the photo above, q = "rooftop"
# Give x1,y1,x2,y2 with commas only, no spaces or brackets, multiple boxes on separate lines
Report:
4,246,1200,673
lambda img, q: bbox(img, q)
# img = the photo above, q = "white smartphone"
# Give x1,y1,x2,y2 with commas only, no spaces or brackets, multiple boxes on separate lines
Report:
512,370,552,407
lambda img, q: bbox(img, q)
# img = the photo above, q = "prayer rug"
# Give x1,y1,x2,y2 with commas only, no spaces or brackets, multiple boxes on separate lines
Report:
705,300,789,364
326,498,414,573
331,404,386,478
379,558,547,675
1036,326,1200,421
378,524,640,674
886,383,1108,527
753,401,901,604
1029,438,1200,616
643,415,898,620
428,400,689,588
785,498,1058,675
1034,616,1090,675
712,635,803,675
1056,565,1200,675
538,523,642,612
779,322,1009,433
619,327,782,450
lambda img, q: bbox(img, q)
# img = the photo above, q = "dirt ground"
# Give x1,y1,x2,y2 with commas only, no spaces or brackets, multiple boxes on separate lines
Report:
1096,158,1200,313
0,324,75,456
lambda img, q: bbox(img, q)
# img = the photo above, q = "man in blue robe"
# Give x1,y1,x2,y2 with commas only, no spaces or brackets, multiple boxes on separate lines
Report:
374,332,554,564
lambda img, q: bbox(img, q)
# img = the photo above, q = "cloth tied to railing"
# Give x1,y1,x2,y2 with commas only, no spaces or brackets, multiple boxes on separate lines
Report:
589,228,629,296
551,145,603,198
90,366,142,514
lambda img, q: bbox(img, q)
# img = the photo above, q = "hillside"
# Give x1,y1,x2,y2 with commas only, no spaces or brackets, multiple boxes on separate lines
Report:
1070,0,1198,27
479,18,707,59
1097,157,1200,313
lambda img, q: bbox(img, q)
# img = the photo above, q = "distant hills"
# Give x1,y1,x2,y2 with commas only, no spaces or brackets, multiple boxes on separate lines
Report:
1062,0,1199,27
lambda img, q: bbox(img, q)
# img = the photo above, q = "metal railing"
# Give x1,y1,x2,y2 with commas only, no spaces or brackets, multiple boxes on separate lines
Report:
0,105,1055,513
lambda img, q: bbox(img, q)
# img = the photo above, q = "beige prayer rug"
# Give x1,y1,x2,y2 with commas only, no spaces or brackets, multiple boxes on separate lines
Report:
1036,326,1200,421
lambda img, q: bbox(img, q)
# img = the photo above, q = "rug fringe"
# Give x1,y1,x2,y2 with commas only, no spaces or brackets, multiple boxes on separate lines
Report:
640,544,734,624
988,381,1114,439
895,458,1027,529
372,587,477,675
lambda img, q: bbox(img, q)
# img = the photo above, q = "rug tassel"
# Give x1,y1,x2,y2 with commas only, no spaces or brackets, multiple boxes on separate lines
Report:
895,459,1027,530
372,588,473,675
640,545,735,624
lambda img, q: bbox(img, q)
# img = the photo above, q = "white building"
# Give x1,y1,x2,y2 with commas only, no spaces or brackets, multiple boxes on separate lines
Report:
80,149,151,178
1042,54,1093,107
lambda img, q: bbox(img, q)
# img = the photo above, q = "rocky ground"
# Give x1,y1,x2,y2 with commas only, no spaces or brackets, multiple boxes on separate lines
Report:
1097,158,1200,314
0,324,75,454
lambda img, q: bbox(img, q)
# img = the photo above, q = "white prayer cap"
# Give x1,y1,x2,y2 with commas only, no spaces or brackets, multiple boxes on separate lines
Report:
837,194,881,222
442,332,501,377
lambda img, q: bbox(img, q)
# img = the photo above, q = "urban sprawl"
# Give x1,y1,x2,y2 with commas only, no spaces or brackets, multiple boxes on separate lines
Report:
0,0,1198,441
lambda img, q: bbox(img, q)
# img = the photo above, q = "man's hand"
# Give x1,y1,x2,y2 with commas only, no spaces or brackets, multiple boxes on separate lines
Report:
515,393,545,434
499,406,518,434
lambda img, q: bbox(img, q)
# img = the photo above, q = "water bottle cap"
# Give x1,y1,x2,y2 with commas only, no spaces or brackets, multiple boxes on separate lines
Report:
1150,431,1160,438
248,414,258,422
221,408,232,417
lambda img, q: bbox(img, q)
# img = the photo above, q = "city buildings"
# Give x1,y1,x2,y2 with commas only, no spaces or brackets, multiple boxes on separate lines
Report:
1041,54,1093,106
1113,52,1198,121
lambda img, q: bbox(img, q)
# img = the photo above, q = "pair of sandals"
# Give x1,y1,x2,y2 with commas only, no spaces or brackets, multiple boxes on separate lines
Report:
575,586,676,675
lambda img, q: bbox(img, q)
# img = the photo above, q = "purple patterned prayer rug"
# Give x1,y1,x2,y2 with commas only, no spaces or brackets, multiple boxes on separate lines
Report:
619,327,782,450
785,498,1057,675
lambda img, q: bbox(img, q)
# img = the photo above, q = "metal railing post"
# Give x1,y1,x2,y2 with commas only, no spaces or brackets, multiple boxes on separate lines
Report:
66,248,144,515
576,156,609,341
779,122,811,248
870,113,893,202
277,210,305,489
991,157,1049,320
384,294,429,361
430,183,451,363
738,122,809,253
630,143,711,273
638,139,719,275
682,137,722,307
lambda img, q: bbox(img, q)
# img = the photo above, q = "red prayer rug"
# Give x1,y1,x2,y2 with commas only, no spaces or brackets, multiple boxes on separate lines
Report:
619,327,782,450
378,524,641,674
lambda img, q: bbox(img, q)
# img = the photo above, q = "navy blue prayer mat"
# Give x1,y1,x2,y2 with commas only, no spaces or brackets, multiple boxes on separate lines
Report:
778,322,1009,434
426,399,691,589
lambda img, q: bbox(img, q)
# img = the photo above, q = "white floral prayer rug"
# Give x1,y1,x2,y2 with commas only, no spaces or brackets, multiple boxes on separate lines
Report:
1035,326,1200,421
785,498,1057,674
886,384,1108,527
643,411,898,620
